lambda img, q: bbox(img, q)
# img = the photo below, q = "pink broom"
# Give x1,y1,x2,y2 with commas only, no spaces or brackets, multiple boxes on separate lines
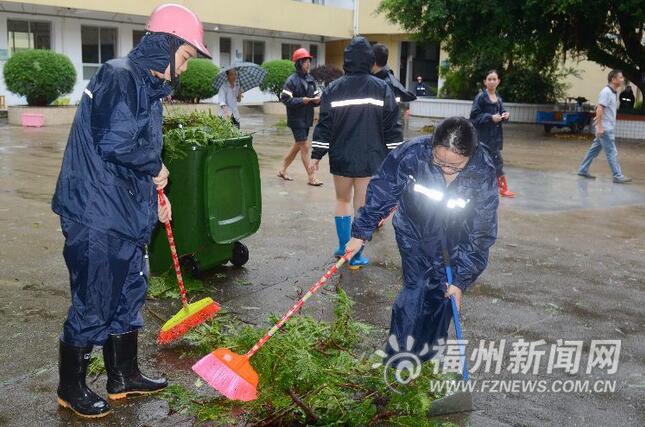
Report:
192,253,351,401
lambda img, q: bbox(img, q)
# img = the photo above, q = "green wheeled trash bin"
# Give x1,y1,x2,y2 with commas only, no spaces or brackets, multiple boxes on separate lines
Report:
148,135,261,275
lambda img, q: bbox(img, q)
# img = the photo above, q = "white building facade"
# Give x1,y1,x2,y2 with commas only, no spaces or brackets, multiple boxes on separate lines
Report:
0,2,330,106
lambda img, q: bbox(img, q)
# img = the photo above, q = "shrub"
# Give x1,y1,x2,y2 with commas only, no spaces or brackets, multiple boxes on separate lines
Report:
310,64,343,87
260,59,294,98
3,49,76,106
173,58,219,103
438,61,570,104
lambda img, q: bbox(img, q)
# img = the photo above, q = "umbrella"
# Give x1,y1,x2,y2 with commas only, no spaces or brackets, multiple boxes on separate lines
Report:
213,62,267,93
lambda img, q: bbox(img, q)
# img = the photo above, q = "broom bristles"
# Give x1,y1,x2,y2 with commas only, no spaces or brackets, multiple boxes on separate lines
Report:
192,349,258,402
157,299,220,345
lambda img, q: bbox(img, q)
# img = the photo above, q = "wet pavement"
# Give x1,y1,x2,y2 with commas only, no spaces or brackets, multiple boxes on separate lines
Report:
0,111,643,426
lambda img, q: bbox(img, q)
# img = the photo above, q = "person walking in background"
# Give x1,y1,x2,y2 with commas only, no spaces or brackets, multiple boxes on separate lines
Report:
619,85,635,112
415,76,428,97
578,70,631,183
277,48,323,186
371,43,416,102
50,4,210,418
218,68,242,128
309,36,402,269
470,69,515,197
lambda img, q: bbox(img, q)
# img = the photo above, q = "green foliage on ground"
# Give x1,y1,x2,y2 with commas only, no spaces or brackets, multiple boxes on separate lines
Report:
147,269,205,299
173,59,220,103
161,287,450,425
260,60,295,98
274,118,288,129
3,49,76,106
162,110,244,162
87,355,105,376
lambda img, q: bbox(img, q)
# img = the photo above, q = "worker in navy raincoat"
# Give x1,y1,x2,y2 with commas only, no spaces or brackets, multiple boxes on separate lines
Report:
50,4,211,419
346,117,499,361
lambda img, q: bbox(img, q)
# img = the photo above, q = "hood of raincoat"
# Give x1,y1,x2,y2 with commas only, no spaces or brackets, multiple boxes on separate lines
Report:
127,32,179,99
343,36,374,75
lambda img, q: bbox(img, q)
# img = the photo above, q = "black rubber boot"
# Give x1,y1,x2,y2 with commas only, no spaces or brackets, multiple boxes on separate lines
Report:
57,340,111,418
103,330,167,400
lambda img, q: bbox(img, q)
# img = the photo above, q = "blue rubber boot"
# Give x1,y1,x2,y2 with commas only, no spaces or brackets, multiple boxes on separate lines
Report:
349,246,369,270
333,216,351,258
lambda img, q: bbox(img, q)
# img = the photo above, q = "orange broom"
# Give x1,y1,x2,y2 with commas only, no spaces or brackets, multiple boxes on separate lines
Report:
156,189,220,345
192,253,351,401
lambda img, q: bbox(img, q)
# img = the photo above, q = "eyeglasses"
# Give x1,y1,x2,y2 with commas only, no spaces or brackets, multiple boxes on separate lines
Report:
432,149,466,174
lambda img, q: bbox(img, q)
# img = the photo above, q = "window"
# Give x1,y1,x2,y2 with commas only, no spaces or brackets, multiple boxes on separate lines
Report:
309,44,319,67
220,37,231,67
243,40,265,65
82,26,117,80
7,19,51,53
132,30,146,48
281,43,301,60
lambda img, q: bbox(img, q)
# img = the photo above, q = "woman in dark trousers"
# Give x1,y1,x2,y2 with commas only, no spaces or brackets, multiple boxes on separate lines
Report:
309,36,402,269
470,69,515,197
50,4,210,418
345,117,499,359
278,48,323,186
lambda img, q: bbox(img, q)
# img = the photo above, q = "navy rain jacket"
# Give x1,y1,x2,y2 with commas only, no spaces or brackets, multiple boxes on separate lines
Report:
311,37,403,177
280,71,320,129
374,66,417,103
352,135,499,359
470,90,507,152
52,33,175,246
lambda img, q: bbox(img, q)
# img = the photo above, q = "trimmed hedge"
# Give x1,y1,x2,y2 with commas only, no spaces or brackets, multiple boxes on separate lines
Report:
3,49,76,106
260,60,294,98
173,58,220,103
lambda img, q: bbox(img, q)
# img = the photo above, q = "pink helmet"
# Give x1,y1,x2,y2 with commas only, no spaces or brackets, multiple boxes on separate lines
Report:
146,3,211,58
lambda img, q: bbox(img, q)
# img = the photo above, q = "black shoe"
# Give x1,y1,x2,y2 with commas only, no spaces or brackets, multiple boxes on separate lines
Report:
577,172,596,179
57,340,111,418
103,330,167,400
613,176,632,184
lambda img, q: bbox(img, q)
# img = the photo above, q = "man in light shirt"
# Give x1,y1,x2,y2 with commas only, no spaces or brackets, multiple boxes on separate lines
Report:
577,69,631,183
219,68,242,128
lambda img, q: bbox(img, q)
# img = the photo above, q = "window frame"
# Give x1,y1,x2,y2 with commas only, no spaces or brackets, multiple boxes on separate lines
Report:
219,37,232,67
81,25,118,80
309,44,319,67
243,39,265,65
7,18,52,54
132,29,147,48
281,43,301,60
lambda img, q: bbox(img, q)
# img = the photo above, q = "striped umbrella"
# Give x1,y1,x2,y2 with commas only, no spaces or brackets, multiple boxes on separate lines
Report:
213,62,268,93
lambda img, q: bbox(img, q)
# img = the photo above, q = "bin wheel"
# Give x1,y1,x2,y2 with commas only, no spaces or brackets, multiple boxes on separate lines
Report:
543,125,553,134
231,242,249,267
179,255,199,276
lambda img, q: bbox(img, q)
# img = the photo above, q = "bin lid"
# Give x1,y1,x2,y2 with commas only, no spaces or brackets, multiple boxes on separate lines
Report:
204,145,262,243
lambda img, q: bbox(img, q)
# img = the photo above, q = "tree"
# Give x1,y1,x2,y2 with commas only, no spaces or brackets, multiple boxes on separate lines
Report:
379,0,644,107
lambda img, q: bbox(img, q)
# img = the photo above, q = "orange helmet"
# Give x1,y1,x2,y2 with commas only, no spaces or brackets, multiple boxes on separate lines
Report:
292,48,313,63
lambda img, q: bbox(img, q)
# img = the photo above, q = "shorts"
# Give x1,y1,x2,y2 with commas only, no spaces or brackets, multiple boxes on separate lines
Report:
290,127,309,142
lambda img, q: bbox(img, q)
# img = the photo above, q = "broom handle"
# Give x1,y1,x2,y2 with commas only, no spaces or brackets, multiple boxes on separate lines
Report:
245,253,351,358
157,189,189,309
